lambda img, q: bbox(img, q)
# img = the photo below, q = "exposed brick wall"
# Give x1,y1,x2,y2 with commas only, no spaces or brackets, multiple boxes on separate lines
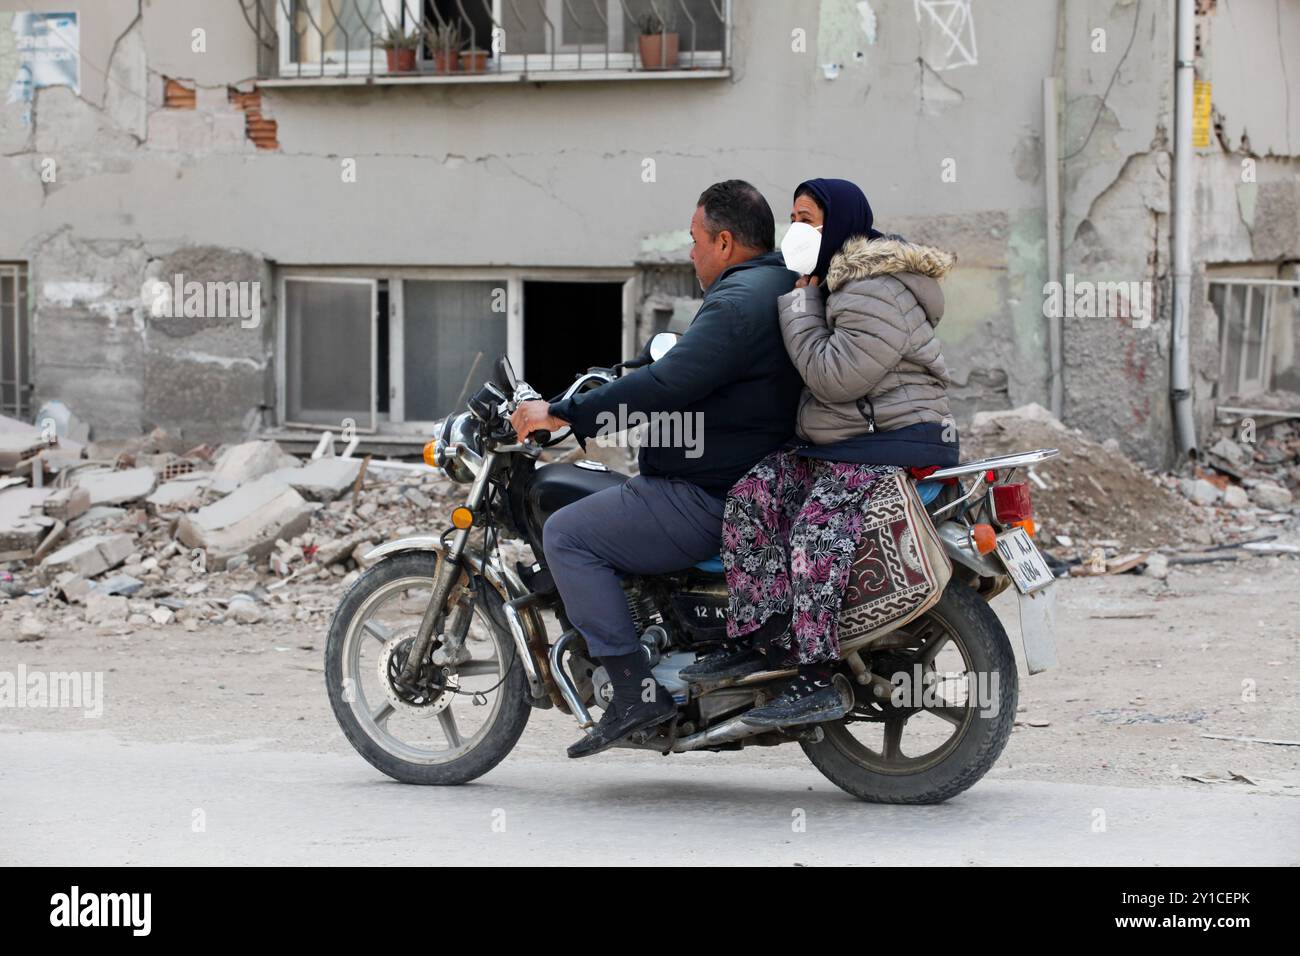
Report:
228,87,279,150
163,78,196,109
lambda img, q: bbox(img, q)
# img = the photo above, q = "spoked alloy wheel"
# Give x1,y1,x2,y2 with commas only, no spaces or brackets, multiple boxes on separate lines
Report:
801,583,1018,804
325,551,530,784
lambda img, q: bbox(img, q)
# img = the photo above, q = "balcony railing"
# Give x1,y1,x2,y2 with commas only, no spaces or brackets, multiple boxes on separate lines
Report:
240,0,730,83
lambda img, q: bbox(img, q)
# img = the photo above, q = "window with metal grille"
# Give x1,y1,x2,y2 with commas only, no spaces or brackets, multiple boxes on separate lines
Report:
1208,276,1300,398
0,262,32,420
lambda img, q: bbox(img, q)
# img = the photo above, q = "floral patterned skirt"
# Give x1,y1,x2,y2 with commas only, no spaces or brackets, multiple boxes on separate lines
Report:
721,448,901,667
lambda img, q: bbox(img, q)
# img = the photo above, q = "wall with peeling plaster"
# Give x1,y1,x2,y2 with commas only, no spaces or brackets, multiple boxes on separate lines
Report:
0,0,1296,464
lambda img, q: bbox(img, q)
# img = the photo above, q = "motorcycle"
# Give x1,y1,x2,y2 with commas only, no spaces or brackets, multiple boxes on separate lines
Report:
325,334,1060,803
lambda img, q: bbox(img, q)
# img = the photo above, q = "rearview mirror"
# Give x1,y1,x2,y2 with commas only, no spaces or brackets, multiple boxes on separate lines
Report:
649,332,679,362
493,354,518,393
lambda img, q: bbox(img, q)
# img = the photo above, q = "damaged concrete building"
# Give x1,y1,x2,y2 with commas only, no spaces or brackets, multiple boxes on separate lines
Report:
1,0,1297,468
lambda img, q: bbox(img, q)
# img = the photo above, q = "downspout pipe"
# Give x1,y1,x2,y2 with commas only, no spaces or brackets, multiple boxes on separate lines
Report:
1171,0,1198,458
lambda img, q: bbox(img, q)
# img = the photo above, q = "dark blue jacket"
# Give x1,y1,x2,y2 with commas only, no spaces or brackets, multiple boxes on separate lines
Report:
549,251,803,496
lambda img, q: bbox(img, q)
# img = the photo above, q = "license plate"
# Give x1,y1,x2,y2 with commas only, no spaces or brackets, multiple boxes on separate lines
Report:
993,526,1053,594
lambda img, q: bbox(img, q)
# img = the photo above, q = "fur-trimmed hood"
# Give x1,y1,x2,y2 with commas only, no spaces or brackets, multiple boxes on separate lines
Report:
825,236,956,324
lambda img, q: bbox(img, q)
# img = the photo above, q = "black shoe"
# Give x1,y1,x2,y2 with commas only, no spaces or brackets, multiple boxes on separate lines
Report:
567,692,676,759
679,641,767,682
742,673,852,728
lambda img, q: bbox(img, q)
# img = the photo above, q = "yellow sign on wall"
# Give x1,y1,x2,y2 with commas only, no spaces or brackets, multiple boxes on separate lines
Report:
1193,80,1213,148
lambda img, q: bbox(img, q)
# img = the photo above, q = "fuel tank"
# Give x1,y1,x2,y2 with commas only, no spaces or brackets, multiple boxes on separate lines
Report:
525,460,628,545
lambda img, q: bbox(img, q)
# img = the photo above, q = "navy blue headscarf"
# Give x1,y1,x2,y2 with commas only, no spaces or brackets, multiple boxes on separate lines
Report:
794,178,883,282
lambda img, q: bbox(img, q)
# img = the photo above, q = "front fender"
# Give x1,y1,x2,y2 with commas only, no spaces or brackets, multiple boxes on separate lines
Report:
363,537,553,702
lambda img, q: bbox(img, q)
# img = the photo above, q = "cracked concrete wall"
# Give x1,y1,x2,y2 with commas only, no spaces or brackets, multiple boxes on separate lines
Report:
1187,2,1300,438
0,0,1296,456
1058,0,1177,468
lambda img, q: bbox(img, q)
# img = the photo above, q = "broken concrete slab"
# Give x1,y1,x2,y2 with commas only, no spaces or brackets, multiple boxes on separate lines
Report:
0,430,45,471
212,441,301,485
68,506,126,534
176,475,312,570
0,487,55,557
75,466,158,506
40,533,135,581
146,474,213,511
42,486,91,522
268,457,362,503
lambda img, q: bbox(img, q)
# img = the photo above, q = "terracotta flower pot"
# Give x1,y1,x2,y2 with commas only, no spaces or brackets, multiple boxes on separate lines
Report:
638,32,679,70
385,47,416,72
460,50,488,73
432,49,458,73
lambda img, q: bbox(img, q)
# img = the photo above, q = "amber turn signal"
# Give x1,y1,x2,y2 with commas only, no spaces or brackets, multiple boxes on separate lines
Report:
1012,518,1036,537
451,507,474,530
422,440,439,469
971,523,997,555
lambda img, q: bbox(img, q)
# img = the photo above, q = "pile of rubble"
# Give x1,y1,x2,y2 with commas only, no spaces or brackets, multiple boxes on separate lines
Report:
964,403,1299,577
1,409,460,640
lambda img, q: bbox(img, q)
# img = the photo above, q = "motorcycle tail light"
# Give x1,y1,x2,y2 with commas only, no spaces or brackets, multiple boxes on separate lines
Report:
991,482,1033,526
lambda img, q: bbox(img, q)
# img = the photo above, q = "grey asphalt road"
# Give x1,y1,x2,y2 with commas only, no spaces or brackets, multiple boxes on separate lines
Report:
3,729,1296,866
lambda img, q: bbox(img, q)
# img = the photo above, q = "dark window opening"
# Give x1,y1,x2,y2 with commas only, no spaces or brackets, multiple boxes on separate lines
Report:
523,281,623,401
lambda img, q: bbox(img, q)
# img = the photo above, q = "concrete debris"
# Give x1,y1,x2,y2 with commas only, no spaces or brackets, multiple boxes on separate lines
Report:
40,533,135,581
1179,477,1221,507
75,466,158,506
98,573,145,596
1250,481,1293,511
18,614,46,641
269,457,362,503
0,428,45,471
1142,552,1169,579
68,506,127,534
212,441,301,485
43,486,91,523
176,475,312,570
966,404,1204,551
84,591,129,625
7,418,1285,645
0,486,55,557
146,474,213,512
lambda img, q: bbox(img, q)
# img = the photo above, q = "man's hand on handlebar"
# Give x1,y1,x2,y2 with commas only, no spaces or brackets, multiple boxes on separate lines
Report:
509,400,568,442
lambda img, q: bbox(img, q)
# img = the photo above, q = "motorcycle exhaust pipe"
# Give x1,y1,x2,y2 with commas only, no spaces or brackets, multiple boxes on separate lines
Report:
671,713,767,752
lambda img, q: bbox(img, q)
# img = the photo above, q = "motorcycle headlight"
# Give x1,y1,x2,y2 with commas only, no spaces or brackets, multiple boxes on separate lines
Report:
440,411,482,483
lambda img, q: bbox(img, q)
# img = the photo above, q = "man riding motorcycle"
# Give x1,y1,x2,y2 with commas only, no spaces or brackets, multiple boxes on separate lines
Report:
509,179,803,758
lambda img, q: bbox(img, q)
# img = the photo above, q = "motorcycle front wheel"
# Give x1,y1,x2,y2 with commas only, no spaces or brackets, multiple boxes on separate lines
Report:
802,582,1019,804
325,550,531,785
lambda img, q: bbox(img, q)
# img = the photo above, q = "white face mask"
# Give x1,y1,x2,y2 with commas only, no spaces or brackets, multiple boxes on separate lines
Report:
781,221,823,276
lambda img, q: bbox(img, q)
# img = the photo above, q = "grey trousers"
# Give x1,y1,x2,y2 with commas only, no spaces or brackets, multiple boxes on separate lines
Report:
542,475,725,657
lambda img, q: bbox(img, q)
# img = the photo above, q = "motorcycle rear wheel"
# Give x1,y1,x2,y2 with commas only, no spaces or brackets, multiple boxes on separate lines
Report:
801,582,1018,804
325,551,531,785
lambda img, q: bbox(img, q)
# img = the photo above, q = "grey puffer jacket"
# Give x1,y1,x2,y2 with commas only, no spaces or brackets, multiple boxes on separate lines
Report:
777,236,955,445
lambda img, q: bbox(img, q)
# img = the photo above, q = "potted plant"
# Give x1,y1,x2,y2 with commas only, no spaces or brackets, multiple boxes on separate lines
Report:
637,10,679,70
378,22,419,73
460,46,489,73
430,20,462,73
